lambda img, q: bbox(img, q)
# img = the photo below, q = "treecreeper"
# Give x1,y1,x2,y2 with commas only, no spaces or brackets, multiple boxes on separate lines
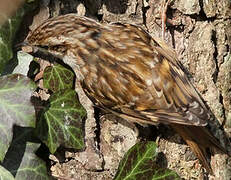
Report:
27,14,227,174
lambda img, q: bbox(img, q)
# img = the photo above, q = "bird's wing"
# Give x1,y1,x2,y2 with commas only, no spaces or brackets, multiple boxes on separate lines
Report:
88,24,210,126
148,37,210,126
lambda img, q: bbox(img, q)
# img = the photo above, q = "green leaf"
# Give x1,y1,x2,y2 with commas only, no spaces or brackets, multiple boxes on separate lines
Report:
114,141,180,180
2,127,49,180
43,64,75,92
15,142,49,180
36,89,86,153
151,168,180,180
0,74,36,162
0,166,15,180
0,1,38,75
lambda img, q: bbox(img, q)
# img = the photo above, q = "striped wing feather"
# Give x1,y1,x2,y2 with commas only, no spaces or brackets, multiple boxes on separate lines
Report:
83,23,209,126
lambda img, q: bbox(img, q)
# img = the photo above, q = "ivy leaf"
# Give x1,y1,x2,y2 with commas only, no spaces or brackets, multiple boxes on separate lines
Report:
36,89,86,153
0,166,15,180
2,127,49,180
114,141,180,180
0,1,38,75
0,11,24,74
0,74,36,162
151,168,180,180
43,64,75,92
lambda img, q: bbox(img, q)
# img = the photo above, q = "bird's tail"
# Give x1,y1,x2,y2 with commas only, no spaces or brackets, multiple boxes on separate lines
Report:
171,124,227,174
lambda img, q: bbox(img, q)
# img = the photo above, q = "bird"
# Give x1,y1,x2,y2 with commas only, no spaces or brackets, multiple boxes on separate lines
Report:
26,14,227,174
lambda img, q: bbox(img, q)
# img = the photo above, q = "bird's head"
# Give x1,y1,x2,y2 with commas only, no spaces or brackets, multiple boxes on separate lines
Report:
26,14,103,70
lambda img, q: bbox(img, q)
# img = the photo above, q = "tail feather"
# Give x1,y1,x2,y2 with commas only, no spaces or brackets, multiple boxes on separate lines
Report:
171,124,226,174
182,135,212,174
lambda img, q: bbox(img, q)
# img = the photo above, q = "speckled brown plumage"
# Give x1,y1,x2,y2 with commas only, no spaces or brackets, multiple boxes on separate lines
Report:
27,14,226,173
